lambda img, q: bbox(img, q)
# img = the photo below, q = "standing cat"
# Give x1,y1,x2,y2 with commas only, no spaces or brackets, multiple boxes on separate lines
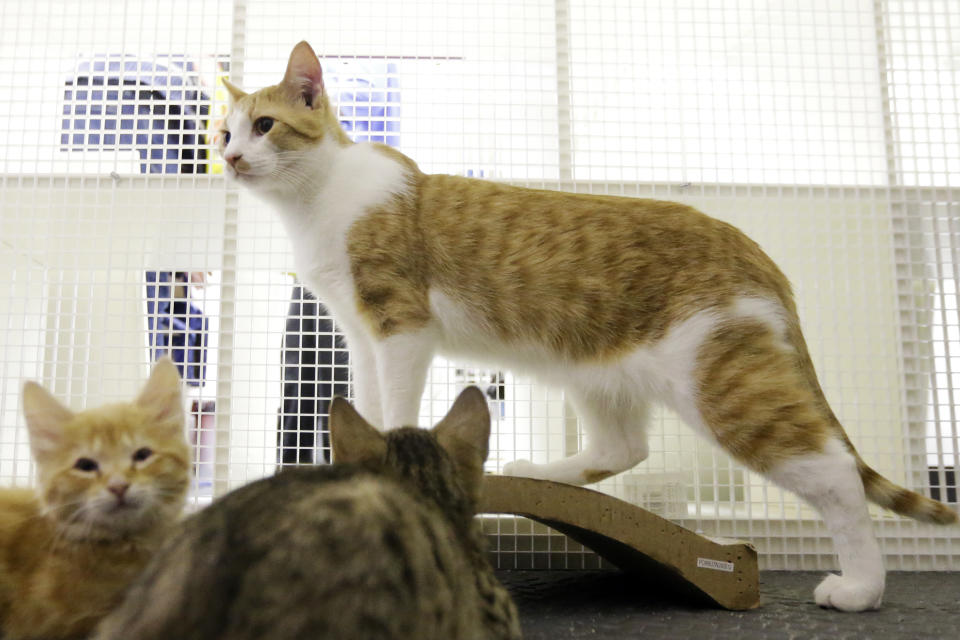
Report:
0,358,190,639
217,41,958,611
94,387,521,640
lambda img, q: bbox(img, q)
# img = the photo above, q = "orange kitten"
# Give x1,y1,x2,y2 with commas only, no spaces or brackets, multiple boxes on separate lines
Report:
0,358,190,640
218,41,958,612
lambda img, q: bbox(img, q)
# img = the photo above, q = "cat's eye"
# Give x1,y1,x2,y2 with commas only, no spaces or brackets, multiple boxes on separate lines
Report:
254,117,274,135
133,447,153,463
221,130,231,145
74,458,99,473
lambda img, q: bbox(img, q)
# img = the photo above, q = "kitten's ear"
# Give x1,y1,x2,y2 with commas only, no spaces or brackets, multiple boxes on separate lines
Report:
136,357,185,433
22,381,73,462
281,41,325,109
329,397,387,464
434,387,491,502
222,78,247,102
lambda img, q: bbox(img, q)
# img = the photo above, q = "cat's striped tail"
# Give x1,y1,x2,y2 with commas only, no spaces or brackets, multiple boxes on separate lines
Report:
787,317,958,526
857,459,958,525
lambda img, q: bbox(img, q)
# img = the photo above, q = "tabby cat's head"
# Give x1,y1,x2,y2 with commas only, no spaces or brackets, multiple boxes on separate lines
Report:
217,41,350,194
330,387,491,521
21,358,191,541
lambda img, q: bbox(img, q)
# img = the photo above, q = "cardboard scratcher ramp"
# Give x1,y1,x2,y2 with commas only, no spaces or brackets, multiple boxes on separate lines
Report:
480,475,759,610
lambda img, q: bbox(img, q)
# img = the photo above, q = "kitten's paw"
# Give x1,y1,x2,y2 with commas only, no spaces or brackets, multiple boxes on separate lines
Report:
502,459,540,479
813,573,884,612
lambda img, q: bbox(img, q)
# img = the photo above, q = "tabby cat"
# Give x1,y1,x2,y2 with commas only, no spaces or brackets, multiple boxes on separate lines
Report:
93,387,521,640
0,358,190,639
216,41,958,611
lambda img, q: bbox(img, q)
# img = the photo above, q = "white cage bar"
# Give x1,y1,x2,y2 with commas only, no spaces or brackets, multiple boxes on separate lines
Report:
0,0,958,571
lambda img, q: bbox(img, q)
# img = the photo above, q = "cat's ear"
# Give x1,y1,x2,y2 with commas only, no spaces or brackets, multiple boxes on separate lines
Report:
222,78,247,102
329,397,387,464
22,381,73,462
434,387,491,502
136,357,185,434
281,40,325,109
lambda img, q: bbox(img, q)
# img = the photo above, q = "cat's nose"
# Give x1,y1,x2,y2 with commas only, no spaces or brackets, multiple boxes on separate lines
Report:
108,482,130,499
225,153,243,168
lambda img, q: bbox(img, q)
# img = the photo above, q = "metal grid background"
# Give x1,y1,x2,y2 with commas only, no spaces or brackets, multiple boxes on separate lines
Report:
0,0,958,570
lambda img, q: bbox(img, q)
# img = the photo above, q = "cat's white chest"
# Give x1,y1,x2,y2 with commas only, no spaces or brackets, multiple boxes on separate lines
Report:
278,143,411,326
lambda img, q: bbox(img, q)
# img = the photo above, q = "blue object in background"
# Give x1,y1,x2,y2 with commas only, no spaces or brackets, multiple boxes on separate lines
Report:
61,55,209,174
61,56,214,375
61,57,400,395
145,271,208,386
327,61,401,147
61,57,401,169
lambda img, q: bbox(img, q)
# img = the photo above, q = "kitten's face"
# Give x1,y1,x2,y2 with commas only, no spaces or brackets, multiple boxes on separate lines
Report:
22,359,190,541
217,41,346,194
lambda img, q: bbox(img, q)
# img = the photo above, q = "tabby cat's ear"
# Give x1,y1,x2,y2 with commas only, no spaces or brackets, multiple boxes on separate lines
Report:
434,387,491,502
136,357,185,434
222,79,247,102
329,397,387,464
22,381,73,462
281,40,325,109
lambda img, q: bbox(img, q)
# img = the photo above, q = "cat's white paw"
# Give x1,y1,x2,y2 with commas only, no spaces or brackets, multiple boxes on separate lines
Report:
502,459,540,479
813,573,883,612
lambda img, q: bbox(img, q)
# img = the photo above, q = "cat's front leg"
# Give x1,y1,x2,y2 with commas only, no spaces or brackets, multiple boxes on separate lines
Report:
341,329,384,427
373,328,437,429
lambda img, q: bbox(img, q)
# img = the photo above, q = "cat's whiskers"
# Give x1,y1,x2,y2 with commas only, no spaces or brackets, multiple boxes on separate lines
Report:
14,499,85,540
41,496,88,521
265,165,317,199
235,149,315,190
47,503,93,549
234,161,307,191
272,166,311,190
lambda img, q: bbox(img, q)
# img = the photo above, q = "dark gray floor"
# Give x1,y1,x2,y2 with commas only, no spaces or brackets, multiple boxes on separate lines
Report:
498,571,960,639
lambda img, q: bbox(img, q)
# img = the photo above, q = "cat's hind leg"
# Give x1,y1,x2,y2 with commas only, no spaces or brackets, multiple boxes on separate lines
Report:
691,316,884,612
503,392,650,486
767,439,884,611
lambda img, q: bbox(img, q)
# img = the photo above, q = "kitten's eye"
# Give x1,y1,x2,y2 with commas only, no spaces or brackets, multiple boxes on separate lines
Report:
133,447,153,463
254,117,274,135
74,458,99,473
221,130,231,145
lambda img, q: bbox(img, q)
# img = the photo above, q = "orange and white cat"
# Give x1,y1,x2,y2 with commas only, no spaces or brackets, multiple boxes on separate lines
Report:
218,41,957,611
0,358,190,639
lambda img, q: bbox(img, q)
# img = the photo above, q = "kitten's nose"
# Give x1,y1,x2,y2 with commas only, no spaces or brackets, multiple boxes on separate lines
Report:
225,153,243,168
108,482,130,499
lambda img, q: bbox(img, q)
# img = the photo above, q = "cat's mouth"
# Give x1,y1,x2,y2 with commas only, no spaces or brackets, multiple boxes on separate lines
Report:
102,493,145,516
227,167,264,186
56,500,148,540
227,165,250,180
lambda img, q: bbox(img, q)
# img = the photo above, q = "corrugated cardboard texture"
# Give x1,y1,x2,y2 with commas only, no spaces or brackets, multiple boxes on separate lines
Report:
480,475,759,610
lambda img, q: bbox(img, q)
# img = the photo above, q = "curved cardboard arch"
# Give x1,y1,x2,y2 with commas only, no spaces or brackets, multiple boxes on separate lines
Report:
480,475,759,610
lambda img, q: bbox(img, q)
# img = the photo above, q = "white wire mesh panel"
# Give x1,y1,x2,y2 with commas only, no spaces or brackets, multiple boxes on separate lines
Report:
568,0,888,185
0,0,233,499
0,0,958,569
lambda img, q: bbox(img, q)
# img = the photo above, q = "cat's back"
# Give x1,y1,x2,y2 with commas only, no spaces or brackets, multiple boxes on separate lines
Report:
96,465,488,640
415,173,780,280
419,172,723,230
401,173,793,361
